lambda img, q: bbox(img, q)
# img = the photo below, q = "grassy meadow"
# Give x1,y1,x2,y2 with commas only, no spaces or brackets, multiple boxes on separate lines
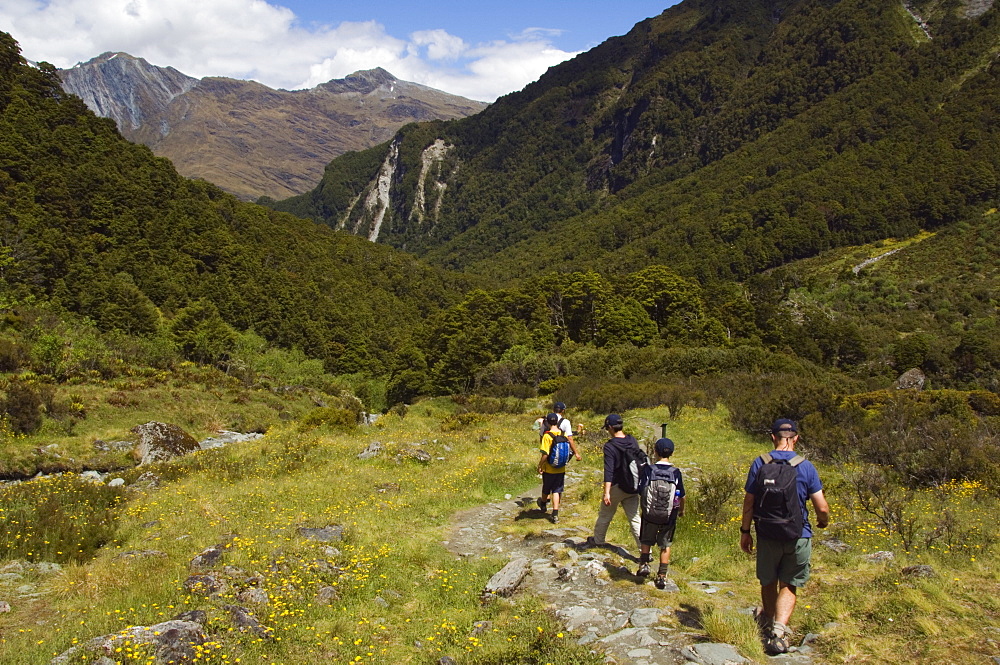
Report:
1,376,999,664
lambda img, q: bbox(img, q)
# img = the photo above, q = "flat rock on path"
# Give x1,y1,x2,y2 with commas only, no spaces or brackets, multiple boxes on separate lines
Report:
445,482,692,665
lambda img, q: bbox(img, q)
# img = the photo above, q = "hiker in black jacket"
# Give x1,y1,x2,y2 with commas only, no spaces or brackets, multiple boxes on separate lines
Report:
589,413,643,550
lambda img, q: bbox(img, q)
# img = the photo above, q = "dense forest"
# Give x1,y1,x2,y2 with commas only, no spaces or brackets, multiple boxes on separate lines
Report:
0,31,471,379
270,0,1000,286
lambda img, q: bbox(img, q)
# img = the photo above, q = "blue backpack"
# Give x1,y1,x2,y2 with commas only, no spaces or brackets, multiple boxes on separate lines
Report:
546,433,572,469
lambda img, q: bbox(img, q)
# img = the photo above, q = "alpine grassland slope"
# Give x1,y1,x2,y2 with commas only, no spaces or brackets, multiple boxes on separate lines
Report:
2,391,999,664
271,0,1000,284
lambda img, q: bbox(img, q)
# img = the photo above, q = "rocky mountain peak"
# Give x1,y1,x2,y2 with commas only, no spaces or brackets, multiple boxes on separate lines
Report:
316,67,402,95
57,55,487,200
61,52,197,130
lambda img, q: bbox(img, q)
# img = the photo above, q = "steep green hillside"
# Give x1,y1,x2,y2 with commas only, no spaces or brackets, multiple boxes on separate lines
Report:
271,0,1000,283
0,33,468,376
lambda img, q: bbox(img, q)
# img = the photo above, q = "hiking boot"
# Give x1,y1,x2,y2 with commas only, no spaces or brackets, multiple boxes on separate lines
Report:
536,497,547,513
654,574,667,590
765,623,789,655
765,634,789,655
636,562,650,577
551,513,559,524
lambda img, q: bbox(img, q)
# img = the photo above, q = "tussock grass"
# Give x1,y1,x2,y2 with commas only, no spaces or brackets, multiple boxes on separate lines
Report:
702,607,767,660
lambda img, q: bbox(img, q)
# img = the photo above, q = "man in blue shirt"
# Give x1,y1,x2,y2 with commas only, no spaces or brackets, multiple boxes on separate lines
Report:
739,418,829,655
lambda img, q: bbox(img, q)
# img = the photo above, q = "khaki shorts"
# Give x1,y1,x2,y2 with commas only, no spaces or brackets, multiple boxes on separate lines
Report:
756,537,811,587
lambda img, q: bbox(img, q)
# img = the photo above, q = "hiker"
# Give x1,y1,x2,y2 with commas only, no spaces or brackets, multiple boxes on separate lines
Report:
589,413,644,550
739,418,829,655
552,401,577,452
636,437,685,589
537,412,579,523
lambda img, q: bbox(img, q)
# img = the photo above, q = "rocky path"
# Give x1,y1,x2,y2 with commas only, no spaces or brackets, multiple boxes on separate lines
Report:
444,468,817,665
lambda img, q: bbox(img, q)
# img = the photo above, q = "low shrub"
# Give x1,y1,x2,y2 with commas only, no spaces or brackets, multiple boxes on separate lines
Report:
693,470,742,524
440,411,482,431
458,394,527,415
576,381,657,413
0,474,126,562
297,407,357,433
0,336,28,372
721,372,839,435
0,377,44,434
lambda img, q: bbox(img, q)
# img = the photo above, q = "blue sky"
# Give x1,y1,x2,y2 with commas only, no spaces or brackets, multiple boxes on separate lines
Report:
286,1,673,53
1,0,679,101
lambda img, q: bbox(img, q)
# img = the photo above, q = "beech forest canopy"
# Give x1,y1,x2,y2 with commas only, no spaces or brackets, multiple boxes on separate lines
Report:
0,31,470,379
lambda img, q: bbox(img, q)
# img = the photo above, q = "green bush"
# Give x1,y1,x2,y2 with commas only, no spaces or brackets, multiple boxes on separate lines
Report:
297,407,357,433
538,375,574,395
460,394,527,415
440,411,482,431
694,470,742,524
0,336,27,372
967,390,1000,416
0,475,126,563
721,372,839,435
576,381,672,414
0,377,44,434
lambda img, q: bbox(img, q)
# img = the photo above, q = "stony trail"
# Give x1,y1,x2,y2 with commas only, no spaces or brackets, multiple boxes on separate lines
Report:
443,467,816,665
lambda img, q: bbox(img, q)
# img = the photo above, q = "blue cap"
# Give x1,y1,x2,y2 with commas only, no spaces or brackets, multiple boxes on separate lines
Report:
604,414,623,428
771,418,798,437
654,438,674,457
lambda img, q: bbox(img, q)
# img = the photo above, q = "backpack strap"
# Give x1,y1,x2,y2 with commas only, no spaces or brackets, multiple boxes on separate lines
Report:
760,453,804,466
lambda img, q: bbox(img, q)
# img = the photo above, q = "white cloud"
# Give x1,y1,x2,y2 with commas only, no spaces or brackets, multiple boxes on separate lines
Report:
411,29,466,61
0,0,579,101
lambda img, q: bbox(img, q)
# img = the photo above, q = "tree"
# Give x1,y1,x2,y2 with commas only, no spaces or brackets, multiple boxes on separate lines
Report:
594,297,657,347
169,299,238,365
626,265,707,343
387,343,431,405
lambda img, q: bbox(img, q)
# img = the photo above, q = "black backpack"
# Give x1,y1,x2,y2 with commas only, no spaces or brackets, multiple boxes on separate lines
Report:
617,444,648,494
640,464,679,524
752,453,805,541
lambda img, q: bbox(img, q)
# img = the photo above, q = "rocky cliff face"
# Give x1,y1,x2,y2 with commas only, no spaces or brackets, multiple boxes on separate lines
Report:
59,53,198,132
58,55,488,200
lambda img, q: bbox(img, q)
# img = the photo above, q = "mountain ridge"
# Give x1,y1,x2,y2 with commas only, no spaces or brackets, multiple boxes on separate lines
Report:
57,53,488,200
268,0,1000,283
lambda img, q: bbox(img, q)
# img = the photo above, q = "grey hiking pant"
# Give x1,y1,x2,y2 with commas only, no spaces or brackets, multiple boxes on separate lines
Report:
592,484,641,549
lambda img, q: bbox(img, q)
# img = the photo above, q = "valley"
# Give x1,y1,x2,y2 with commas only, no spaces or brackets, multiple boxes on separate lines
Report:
1,0,1000,662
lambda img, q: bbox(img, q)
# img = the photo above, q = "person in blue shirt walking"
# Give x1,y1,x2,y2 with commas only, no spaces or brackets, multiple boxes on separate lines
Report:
739,418,829,655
